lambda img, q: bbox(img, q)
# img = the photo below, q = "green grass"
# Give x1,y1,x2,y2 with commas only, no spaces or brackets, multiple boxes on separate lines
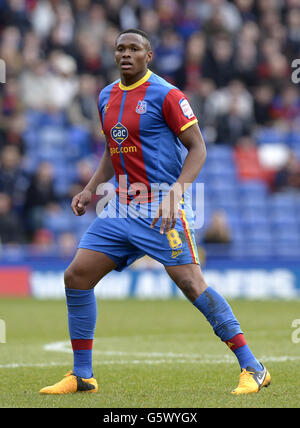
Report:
0,297,299,408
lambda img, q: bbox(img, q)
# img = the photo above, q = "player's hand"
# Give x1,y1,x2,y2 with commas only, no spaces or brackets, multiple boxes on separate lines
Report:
150,186,182,234
71,189,92,216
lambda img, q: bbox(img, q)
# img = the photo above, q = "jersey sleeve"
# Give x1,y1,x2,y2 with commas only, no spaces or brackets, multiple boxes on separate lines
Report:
97,90,105,134
162,88,198,136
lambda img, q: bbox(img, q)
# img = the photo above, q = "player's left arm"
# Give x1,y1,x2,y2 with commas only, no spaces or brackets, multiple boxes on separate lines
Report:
151,90,206,234
175,122,207,198
151,123,206,234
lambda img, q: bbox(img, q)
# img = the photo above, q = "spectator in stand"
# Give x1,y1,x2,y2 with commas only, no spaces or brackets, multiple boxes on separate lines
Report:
0,77,23,118
74,2,107,42
75,158,95,190
157,29,184,79
100,24,123,83
175,2,202,41
215,100,253,144
21,30,41,69
234,135,265,181
105,0,123,28
286,7,300,56
57,232,78,257
0,25,23,78
197,0,242,35
47,52,79,111
30,228,55,254
0,145,28,209
239,20,260,45
256,37,290,92
45,1,75,55
67,157,97,212
253,83,274,125
270,84,300,125
202,33,235,87
76,31,103,76
3,113,26,155
203,211,232,245
71,0,92,31
0,192,24,245
139,8,160,53
204,79,254,143
23,162,59,238
266,53,291,93
156,0,181,27
0,76,23,149
175,32,206,91
0,0,31,35
154,28,184,85
256,37,281,77
233,39,258,88
20,58,52,110
189,78,216,131
234,0,256,23
273,152,300,192
68,74,99,131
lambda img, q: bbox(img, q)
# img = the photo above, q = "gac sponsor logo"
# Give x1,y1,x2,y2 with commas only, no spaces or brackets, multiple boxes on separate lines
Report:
111,122,128,144
110,145,137,156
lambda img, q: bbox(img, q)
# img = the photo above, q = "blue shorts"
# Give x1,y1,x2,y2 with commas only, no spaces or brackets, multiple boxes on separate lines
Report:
78,196,199,272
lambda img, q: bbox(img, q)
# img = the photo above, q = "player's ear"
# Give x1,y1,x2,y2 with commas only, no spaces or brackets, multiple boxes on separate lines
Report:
146,50,153,65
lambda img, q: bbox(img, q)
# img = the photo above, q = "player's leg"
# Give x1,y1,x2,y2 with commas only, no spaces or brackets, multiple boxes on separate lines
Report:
64,249,117,378
163,262,207,302
40,249,117,394
64,247,118,290
164,263,271,394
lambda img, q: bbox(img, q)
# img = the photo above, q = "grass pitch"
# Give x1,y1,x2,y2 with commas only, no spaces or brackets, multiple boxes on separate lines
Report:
0,297,299,408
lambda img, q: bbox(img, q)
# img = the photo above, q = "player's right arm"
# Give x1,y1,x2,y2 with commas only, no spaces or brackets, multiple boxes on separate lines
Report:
71,137,114,216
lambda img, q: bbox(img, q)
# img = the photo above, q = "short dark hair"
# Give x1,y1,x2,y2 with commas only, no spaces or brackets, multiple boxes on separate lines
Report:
116,28,151,49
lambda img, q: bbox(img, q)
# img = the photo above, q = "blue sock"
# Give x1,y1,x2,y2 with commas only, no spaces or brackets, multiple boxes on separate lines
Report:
193,286,242,341
193,287,262,371
65,288,97,379
234,344,262,371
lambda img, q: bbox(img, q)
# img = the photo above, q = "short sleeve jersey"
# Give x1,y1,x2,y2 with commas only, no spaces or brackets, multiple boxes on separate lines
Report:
98,70,198,203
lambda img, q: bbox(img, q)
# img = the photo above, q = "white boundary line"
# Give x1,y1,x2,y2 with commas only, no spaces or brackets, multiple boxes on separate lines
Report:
1,340,299,369
1,354,300,370
42,340,300,363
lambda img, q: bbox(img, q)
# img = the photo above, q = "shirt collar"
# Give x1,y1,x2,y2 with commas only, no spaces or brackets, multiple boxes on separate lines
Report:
119,69,152,91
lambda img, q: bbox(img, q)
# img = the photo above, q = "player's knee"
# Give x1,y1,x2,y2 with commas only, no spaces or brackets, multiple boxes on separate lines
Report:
64,266,75,288
177,276,207,302
64,264,85,289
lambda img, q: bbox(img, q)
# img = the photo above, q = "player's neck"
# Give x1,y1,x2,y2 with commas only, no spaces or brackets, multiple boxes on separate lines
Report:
120,68,149,88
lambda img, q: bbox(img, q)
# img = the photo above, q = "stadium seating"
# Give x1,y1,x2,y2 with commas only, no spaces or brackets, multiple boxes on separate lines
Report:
199,144,300,259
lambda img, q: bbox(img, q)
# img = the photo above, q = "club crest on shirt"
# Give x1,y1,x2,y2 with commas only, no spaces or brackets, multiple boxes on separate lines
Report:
136,100,147,114
111,122,128,145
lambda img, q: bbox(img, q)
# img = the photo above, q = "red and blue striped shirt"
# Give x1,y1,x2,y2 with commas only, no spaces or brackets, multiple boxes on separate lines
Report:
98,69,198,204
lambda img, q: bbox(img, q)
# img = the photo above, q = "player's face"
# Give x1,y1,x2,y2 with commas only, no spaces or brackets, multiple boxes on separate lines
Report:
115,33,152,83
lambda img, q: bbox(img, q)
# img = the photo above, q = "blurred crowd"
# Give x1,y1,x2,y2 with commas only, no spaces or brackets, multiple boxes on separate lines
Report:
0,0,300,253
